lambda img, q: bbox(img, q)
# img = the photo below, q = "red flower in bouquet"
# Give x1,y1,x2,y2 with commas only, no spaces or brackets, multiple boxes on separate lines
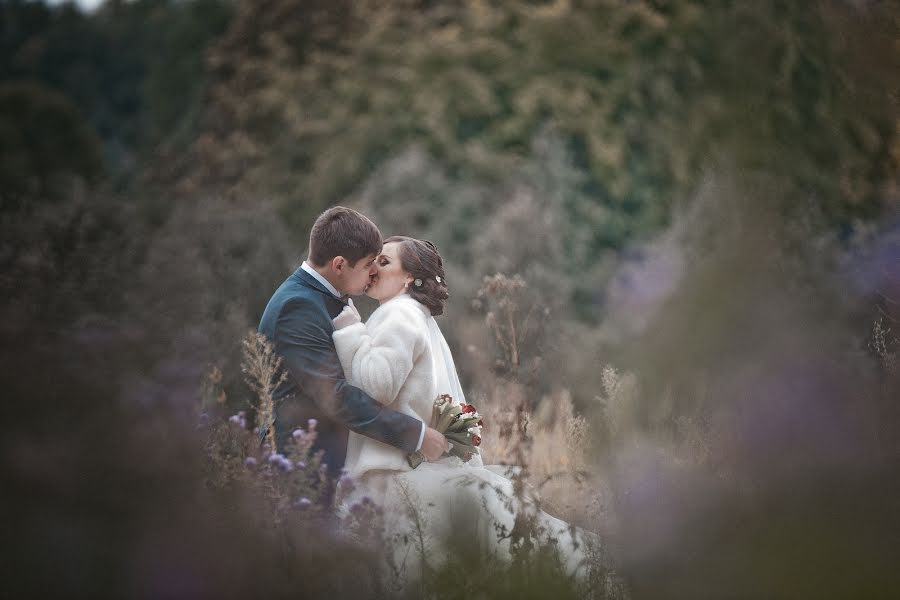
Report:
409,394,484,468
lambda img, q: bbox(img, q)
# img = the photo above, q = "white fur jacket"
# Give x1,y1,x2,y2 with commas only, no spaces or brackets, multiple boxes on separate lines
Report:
333,294,436,478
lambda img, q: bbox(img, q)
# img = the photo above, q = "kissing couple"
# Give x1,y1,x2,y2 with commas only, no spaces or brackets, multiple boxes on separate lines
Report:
258,206,601,586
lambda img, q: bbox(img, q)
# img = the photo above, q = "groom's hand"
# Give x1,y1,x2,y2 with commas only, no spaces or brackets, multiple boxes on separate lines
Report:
420,427,450,462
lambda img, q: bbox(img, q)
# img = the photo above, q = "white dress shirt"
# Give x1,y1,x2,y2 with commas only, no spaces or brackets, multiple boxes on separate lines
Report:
301,261,426,451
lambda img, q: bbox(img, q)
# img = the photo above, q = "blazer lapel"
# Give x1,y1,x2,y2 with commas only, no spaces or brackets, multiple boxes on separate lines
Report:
293,267,333,296
293,267,348,317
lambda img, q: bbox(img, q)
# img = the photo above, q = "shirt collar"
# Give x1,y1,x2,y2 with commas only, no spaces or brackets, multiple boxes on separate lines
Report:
301,261,342,299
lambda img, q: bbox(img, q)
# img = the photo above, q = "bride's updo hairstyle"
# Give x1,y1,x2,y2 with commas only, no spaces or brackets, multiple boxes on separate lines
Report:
384,236,450,316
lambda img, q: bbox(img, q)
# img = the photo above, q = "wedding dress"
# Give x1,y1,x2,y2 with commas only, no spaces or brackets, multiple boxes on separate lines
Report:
332,294,603,589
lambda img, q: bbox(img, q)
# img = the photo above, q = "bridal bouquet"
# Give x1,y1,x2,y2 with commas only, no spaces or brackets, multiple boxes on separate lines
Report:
408,393,483,469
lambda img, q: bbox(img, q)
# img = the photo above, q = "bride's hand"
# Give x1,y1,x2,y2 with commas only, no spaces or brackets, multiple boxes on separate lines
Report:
333,300,361,330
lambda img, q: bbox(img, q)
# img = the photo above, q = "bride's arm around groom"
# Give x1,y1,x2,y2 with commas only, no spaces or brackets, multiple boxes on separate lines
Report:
332,296,430,407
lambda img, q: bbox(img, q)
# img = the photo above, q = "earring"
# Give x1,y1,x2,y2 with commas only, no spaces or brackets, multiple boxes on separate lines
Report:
404,280,409,289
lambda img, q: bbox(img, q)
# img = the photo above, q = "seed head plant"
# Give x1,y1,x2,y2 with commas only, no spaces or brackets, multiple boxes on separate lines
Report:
241,331,287,449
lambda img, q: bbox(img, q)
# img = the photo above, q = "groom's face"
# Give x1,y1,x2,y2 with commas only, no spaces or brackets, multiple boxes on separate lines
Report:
340,252,379,295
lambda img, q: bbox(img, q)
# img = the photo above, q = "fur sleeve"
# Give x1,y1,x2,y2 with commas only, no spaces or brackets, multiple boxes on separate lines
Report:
332,301,427,405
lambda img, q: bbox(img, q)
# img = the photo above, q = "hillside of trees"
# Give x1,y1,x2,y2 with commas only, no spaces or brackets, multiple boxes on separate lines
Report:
2,1,898,597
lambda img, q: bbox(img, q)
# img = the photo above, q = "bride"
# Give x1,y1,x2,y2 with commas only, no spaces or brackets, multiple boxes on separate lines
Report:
331,236,603,590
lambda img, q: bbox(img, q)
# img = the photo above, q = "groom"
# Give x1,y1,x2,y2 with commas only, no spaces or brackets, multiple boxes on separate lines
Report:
258,206,448,477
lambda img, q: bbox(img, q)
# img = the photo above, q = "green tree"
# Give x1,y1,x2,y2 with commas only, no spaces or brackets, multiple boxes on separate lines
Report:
1,0,233,181
0,81,103,209
193,0,898,249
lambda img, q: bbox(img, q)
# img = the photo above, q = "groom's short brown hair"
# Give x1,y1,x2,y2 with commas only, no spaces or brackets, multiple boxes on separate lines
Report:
308,206,382,267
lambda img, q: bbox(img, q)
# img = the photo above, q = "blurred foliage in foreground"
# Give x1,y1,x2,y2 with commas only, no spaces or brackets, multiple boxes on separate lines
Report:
1,0,899,598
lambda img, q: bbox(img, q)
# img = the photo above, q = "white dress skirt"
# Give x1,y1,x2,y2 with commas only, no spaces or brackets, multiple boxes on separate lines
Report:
332,294,603,589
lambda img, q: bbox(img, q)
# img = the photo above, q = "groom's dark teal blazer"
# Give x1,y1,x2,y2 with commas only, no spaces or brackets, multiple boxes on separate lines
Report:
258,266,422,475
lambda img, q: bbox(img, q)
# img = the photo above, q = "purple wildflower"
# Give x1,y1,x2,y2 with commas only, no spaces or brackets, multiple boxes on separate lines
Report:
268,453,293,472
307,418,318,430
244,457,257,468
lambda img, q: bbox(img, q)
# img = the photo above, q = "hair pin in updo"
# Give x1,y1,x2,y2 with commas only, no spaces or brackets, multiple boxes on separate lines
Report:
435,276,442,283
413,278,423,288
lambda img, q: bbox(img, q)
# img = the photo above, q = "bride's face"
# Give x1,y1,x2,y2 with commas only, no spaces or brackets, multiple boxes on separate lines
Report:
366,242,411,302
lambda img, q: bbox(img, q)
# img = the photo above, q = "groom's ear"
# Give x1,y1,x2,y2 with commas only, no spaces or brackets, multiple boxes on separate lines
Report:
331,256,347,272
